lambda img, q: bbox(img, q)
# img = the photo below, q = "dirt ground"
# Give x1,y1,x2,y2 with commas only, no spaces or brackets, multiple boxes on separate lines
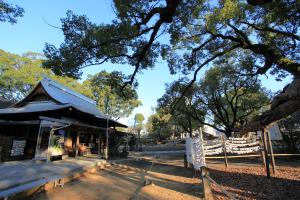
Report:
30,154,300,200
31,156,202,200
208,160,300,200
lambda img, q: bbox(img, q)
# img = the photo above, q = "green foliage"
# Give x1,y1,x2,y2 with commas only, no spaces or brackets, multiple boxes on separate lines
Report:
43,0,299,86
134,113,145,130
84,70,142,119
0,50,140,120
0,0,24,24
146,108,175,142
157,78,204,136
41,0,300,130
0,49,91,101
166,0,300,80
40,0,299,130
199,63,270,136
156,59,270,137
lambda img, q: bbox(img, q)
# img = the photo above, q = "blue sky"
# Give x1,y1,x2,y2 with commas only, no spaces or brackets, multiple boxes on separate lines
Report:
0,0,291,125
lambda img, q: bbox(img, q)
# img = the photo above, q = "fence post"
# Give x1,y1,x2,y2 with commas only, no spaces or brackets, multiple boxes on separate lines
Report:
259,131,266,168
201,166,214,200
221,135,228,168
184,153,188,168
266,130,276,175
262,128,271,178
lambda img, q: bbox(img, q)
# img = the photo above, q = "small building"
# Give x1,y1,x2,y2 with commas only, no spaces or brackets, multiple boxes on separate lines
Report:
0,77,127,162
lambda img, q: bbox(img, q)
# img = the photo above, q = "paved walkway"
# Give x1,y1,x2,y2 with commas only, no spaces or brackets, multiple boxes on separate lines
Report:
0,157,106,192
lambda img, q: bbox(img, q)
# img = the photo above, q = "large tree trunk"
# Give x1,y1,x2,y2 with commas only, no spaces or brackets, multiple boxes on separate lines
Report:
242,78,300,132
188,116,193,137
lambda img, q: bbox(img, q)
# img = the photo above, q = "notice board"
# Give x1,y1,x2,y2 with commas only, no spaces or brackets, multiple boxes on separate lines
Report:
10,140,26,157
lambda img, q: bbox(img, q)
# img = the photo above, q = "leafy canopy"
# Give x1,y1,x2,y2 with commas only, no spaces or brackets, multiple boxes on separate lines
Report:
158,78,204,136
0,49,91,101
0,50,141,120
0,0,24,24
146,108,176,141
84,70,142,119
195,62,270,136
42,0,299,127
43,0,299,84
158,61,270,137
134,113,145,131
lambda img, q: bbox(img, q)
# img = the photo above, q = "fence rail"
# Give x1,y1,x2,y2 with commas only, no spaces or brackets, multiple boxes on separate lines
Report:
205,153,300,159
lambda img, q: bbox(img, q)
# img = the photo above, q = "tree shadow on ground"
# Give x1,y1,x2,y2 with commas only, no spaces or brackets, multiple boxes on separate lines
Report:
117,159,194,178
146,172,202,197
115,159,202,198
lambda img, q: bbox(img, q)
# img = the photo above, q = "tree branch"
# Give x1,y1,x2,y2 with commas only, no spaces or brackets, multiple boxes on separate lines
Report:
123,20,164,88
247,0,272,6
227,23,252,45
241,21,300,41
176,44,240,107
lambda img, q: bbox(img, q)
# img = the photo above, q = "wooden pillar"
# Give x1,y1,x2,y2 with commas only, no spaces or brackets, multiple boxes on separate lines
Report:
262,128,270,178
75,132,80,157
98,132,101,156
47,129,54,162
266,131,276,175
201,167,214,200
184,154,188,168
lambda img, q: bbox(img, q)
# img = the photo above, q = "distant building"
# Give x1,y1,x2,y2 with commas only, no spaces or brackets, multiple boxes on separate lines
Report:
203,125,221,138
0,77,127,162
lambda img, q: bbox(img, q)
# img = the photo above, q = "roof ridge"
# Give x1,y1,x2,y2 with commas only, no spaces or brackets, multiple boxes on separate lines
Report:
41,77,96,105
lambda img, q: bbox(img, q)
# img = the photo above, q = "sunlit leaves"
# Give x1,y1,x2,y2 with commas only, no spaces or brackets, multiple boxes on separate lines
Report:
0,50,92,101
85,70,142,119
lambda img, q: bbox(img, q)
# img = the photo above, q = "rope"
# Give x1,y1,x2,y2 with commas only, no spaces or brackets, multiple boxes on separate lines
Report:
202,136,261,155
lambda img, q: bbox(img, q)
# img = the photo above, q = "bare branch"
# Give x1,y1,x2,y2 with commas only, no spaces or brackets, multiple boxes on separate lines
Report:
42,17,62,30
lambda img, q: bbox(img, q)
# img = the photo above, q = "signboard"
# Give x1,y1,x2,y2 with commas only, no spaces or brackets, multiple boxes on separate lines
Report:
10,140,26,157
268,123,283,140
